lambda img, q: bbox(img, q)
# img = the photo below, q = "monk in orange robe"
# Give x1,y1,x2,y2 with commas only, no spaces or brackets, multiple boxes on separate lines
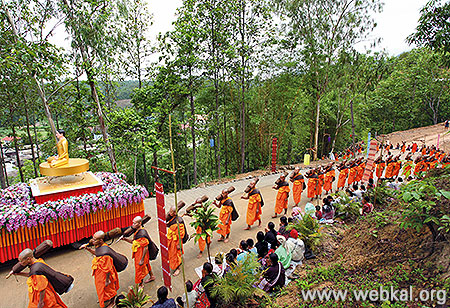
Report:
411,143,417,154
376,160,385,179
195,226,211,258
385,158,395,179
414,158,427,176
242,179,263,230
348,164,357,187
337,166,348,191
356,161,365,183
317,171,324,197
401,143,406,153
272,174,290,217
323,166,335,194
216,189,238,242
121,216,156,286
14,249,69,308
290,167,305,206
306,172,318,200
392,158,402,178
81,231,119,308
166,207,188,276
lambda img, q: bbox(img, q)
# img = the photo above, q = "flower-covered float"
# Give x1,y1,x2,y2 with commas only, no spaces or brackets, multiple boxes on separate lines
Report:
0,172,148,262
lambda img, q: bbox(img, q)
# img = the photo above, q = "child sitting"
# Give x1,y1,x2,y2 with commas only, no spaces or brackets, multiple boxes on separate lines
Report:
362,196,374,216
315,205,323,220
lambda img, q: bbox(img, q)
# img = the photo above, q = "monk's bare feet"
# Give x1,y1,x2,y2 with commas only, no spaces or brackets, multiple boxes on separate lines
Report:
218,237,224,242
272,214,277,218
197,252,203,259
224,238,229,243
173,268,180,276
144,276,156,283
244,226,251,230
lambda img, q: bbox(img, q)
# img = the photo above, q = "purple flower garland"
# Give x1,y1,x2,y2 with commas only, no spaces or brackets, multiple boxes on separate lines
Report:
0,172,149,232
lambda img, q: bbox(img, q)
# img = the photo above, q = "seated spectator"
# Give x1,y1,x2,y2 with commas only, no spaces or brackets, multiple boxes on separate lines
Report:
287,230,305,262
246,238,257,254
151,286,176,308
304,202,315,216
322,199,335,220
200,262,217,308
367,178,375,189
255,231,269,259
258,253,286,293
352,184,363,201
291,207,303,220
362,196,374,216
360,185,366,193
275,235,292,270
315,205,322,220
176,280,198,308
224,253,236,274
397,177,404,188
345,188,355,199
264,222,279,249
236,240,250,263
278,216,290,238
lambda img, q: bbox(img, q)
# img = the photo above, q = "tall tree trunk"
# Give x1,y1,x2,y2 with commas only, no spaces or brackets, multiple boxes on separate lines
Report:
133,154,137,185
224,109,228,176
0,141,6,188
61,0,117,173
142,137,149,190
22,101,38,177
214,79,221,178
188,66,198,185
313,96,320,161
32,112,40,161
239,0,246,173
350,99,355,146
3,3,58,144
10,109,24,182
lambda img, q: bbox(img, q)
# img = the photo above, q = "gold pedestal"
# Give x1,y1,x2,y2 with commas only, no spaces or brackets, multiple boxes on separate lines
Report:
39,158,89,177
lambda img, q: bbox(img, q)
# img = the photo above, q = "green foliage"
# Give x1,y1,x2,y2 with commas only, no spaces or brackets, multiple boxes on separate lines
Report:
399,173,450,240
119,285,151,308
331,191,361,219
287,214,323,249
211,254,263,307
189,201,219,243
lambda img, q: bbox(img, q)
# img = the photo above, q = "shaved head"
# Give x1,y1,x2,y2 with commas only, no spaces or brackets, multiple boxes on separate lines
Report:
93,231,105,240
133,216,142,223
132,216,142,228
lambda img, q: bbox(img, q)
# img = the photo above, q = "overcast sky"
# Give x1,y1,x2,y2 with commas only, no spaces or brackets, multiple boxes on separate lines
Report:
51,0,428,60
146,0,428,56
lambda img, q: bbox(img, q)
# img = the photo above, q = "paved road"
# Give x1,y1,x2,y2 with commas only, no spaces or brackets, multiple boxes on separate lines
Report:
0,170,313,308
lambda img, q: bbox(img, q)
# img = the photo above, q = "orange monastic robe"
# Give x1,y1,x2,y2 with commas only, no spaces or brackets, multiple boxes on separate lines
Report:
27,267,67,308
196,226,211,252
348,167,357,186
393,161,402,178
376,162,385,178
337,168,348,189
246,189,263,226
217,198,234,237
414,161,427,176
316,174,324,196
167,216,187,270
132,236,151,284
412,143,417,153
385,162,395,178
307,177,318,199
323,170,335,192
356,163,365,182
92,253,119,308
275,185,290,214
292,176,304,205
401,145,406,153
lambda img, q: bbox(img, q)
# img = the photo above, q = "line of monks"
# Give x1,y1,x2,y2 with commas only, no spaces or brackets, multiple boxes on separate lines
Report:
9,140,450,308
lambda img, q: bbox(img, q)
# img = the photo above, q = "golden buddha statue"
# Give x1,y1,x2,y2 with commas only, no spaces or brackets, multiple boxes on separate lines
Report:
39,129,89,177
47,130,69,168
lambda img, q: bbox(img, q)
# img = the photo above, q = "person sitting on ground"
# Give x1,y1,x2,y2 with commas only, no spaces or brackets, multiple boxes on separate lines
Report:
278,216,290,238
322,199,335,220
291,207,303,221
360,184,366,193
264,222,279,250
345,188,355,199
236,240,250,263
362,196,374,216
246,238,257,254
200,262,217,308
255,231,269,260
151,286,176,308
259,253,285,293
367,178,375,189
397,177,404,188
287,229,305,262
176,280,198,308
275,235,292,270
315,205,323,220
352,184,363,201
